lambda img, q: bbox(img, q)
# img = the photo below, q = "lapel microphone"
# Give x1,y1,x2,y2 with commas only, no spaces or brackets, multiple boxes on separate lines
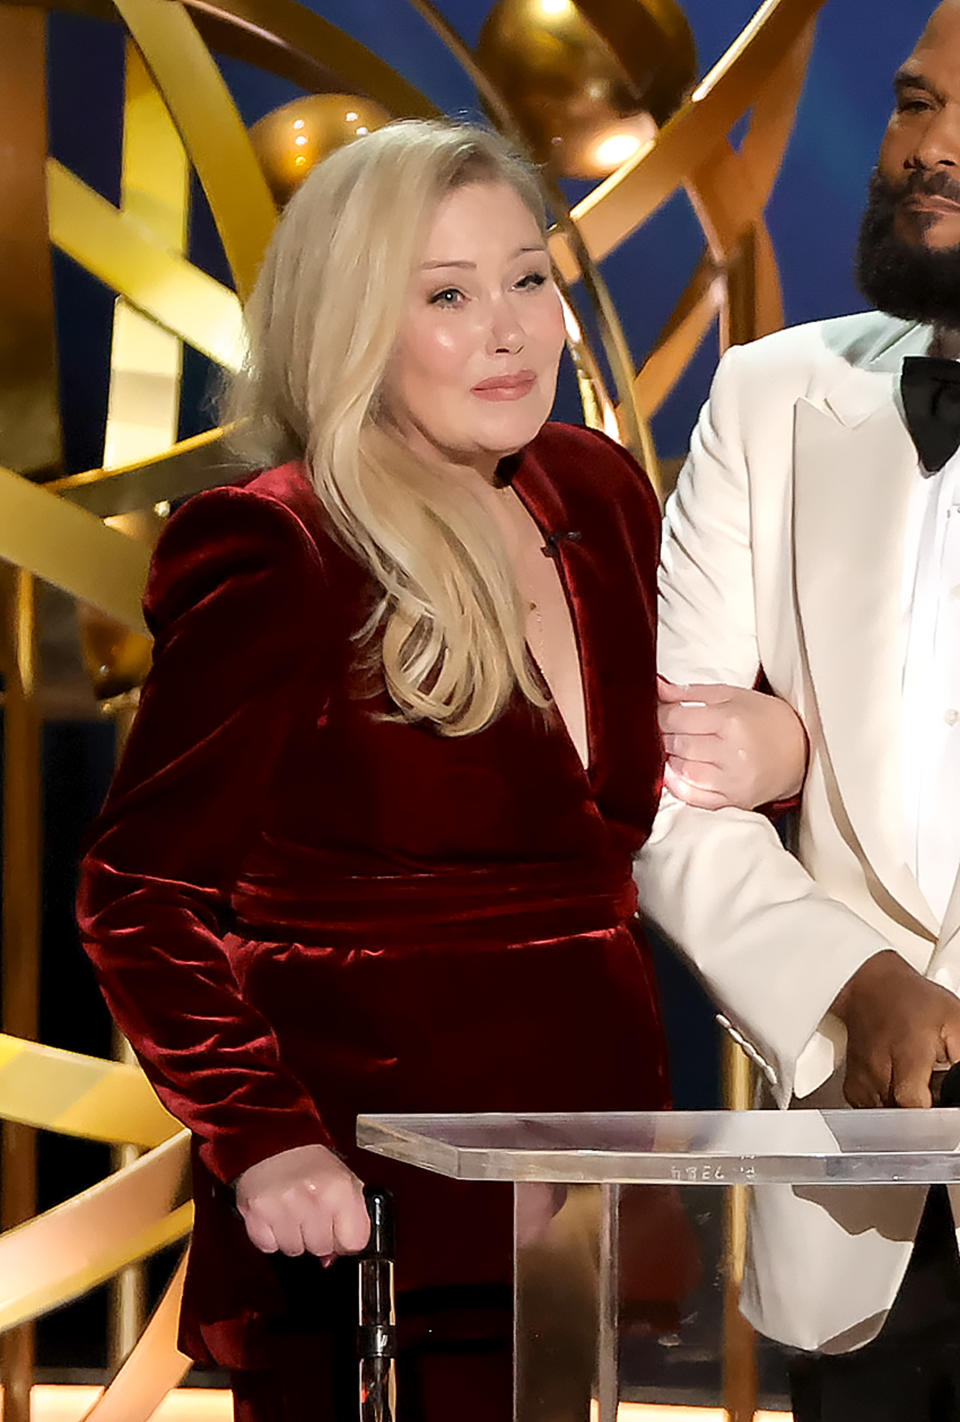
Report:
541,529,582,558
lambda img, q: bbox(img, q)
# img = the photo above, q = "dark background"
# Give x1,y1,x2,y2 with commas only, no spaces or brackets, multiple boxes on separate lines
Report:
11,0,939,1371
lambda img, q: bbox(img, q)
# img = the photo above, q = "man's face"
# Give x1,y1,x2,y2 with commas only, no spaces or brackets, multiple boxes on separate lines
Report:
857,2,960,327
878,1,960,251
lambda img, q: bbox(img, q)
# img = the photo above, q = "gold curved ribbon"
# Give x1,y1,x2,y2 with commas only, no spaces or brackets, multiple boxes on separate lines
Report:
112,0,277,301
181,0,439,120
48,161,243,371
0,1133,192,1333
0,1034,177,1147
48,426,233,518
557,0,827,276
81,1252,192,1422
0,464,150,632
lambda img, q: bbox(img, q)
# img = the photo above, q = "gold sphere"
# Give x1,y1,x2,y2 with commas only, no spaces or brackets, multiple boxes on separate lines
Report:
76,509,166,703
77,605,153,703
249,94,391,206
476,0,698,180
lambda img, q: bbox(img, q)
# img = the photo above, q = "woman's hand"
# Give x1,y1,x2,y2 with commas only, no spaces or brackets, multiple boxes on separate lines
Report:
658,677,808,811
234,1143,371,1259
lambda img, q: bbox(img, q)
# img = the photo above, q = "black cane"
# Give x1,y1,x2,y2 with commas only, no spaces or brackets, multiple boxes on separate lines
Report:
358,1185,397,1422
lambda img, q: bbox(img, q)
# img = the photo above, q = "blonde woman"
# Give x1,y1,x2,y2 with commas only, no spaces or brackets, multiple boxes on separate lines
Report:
77,121,804,1420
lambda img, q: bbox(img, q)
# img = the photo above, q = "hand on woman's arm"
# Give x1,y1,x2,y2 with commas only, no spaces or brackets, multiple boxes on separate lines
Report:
658,676,808,811
235,1144,371,1258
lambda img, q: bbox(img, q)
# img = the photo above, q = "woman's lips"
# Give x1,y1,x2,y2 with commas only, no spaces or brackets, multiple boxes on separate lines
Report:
472,371,537,401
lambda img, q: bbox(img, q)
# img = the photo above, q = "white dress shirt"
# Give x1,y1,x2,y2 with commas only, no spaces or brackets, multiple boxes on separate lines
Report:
902,443,960,925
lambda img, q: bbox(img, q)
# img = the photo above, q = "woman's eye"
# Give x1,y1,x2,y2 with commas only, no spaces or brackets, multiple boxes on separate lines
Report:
516,271,548,291
429,287,465,307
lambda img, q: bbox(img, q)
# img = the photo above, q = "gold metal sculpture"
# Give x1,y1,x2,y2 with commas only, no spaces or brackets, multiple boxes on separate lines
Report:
250,93,392,205
0,2,826,1418
476,0,697,178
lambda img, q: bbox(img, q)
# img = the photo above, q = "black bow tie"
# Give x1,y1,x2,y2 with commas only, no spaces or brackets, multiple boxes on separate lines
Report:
901,355,960,473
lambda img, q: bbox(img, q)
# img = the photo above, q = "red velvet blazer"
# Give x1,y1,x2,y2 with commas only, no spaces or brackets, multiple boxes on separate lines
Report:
77,422,669,1368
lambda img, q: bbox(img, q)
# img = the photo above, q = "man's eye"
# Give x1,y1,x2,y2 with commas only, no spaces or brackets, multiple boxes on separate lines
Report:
429,288,464,307
900,98,934,113
516,272,547,290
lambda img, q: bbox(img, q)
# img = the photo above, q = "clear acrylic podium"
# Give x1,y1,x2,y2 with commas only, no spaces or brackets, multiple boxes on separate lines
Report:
358,1109,960,1419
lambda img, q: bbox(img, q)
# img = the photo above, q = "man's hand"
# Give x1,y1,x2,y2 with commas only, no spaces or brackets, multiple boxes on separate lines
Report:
658,677,808,811
234,1143,370,1258
832,951,960,1107
515,1182,568,1249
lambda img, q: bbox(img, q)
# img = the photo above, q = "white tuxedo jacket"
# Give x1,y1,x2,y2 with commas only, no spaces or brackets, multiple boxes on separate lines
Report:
635,310,960,1353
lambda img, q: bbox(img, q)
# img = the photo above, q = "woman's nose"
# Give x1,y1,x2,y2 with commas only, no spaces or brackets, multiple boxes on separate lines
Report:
488,300,525,355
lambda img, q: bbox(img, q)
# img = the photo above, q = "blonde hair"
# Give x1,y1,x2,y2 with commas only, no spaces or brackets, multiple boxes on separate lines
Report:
224,119,551,735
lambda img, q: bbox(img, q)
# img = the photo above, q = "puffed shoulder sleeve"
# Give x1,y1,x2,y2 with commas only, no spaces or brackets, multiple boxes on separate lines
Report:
77,484,335,1184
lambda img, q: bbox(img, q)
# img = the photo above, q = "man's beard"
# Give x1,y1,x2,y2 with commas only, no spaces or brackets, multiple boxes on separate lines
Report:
857,167,960,329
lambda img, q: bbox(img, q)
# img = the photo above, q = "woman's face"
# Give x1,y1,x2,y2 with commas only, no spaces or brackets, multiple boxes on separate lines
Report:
385,179,565,473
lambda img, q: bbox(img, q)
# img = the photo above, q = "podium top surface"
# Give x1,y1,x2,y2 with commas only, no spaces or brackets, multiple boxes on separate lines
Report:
356,1109,960,1185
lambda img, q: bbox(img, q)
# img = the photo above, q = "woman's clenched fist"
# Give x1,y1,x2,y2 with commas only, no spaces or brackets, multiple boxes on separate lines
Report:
234,1144,371,1259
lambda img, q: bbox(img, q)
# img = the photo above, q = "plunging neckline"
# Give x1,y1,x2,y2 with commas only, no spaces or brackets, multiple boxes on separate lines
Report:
508,472,594,782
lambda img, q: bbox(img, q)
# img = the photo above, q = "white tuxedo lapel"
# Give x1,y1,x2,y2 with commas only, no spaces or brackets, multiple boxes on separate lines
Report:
793,340,938,941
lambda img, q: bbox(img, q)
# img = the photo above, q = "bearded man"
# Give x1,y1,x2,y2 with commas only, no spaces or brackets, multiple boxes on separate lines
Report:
636,4,960,1417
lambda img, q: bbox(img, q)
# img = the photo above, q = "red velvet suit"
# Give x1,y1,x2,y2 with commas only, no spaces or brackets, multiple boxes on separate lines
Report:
77,421,669,1378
